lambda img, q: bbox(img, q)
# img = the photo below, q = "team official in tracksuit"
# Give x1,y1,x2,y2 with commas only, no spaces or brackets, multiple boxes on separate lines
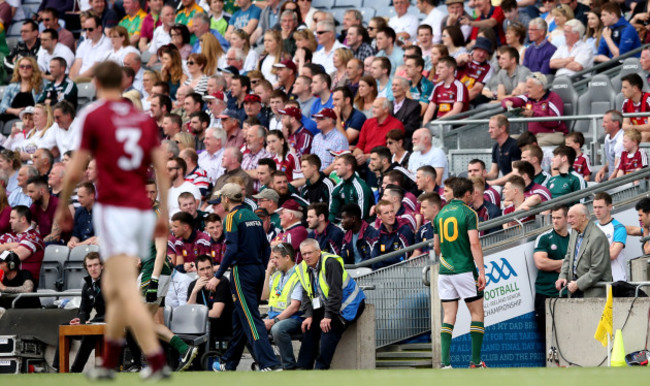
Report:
207,183,282,372
296,239,366,370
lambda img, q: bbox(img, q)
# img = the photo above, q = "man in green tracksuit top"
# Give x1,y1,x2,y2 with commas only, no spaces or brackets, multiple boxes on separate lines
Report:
433,177,487,369
329,154,374,222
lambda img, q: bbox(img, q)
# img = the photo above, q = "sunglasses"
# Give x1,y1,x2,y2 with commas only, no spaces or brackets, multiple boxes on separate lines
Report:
367,27,375,31
84,27,95,32
187,61,196,65
42,18,51,22
316,30,329,35
167,166,180,171
19,64,32,70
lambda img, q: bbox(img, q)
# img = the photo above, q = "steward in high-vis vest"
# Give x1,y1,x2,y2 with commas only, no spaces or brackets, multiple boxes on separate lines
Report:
295,238,366,370
261,242,304,370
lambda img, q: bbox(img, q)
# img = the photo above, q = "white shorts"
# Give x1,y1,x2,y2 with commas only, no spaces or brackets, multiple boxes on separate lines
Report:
137,273,171,305
438,272,482,302
93,203,156,260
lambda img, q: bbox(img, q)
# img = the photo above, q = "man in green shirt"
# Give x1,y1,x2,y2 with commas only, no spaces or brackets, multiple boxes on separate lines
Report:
329,154,374,222
547,145,586,199
532,205,569,336
119,0,148,45
433,177,486,369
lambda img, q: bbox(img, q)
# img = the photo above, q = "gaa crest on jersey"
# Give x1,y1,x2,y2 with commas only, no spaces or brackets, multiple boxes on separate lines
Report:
393,242,400,250
551,244,557,250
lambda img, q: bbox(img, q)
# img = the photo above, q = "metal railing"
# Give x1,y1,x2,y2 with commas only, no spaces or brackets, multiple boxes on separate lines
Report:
569,43,650,88
0,291,82,308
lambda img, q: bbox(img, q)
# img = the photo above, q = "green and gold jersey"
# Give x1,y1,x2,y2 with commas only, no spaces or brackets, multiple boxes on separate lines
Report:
119,9,147,37
433,199,479,275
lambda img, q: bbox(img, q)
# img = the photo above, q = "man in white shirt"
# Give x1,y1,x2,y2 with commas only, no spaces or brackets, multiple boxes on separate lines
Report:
593,192,629,282
146,4,175,67
407,128,448,186
167,157,201,219
199,127,227,184
417,0,447,43
549,19,593,77
37,29,75,79
389,0,420,46
595,110,625,182
52,101,81,154
312,20,345,75
70,14,112,81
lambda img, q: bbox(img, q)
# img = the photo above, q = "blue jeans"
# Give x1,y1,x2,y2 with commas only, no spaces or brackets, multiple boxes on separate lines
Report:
270,318,302,369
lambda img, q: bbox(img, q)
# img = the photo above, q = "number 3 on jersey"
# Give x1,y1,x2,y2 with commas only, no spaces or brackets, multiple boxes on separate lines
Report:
116,128,143,170
438,217,458,243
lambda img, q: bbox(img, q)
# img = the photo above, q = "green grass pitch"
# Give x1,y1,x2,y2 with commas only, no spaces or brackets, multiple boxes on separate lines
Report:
5,367,650,386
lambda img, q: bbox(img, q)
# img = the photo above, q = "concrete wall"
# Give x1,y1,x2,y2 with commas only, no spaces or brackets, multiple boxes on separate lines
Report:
331,304,376,369
545,298,650,367
630,256,650,282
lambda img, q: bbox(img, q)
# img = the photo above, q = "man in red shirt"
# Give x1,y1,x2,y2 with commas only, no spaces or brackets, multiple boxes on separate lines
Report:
462,0,505,45
353,97,404,165
0,206,45,283
168,211,212,272
55,61,171,380
423,56,469,125
621,73,650,142
26,176,60,242
456,37,495,103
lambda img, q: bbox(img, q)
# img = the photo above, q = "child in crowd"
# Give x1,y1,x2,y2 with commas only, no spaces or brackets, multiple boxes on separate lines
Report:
565,132,591,181
612,129,647,178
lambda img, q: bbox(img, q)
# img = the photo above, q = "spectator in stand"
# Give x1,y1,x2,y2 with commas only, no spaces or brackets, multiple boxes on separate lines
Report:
417,0,445,44
564,132,591,181
181,148,210,198
467,159,501,207
67,182,96,248
462,0,506,46
224,0,260,41
169,24,193,61
485,114,521,186
214,146,254,195
468,176,501,234
340,203,378,265
501,0,531,32
0,251,40,309
90,0,119,30
40,8,74,52
512,160,552,210
9,165,37,208
408,128,448,186
138,0,164,53
168,157,202,220
273,199,308,259
483,46,529,102
621,73,650,142
370,199,414,269
592,192,629,282
3,20,40,76
584,9,604,56
380,185,417,231
411,192,442,257
169,211,211,273
187,254,234,335
386,129,411,168
370,57,393,101
355,75,378,119
389,0,419,45
595,2,641,63
348,25,375,63
611,129,648,178
267,130,303,183
547,145,586,198
391,77,421,142
0,57,44,124
331,86,366,146
26,176,60,242
345,58,364,97
70,15,113,82
179,191,209,231
300,154,334,205
306,203,344,255
441,0,472,42
330,154,374,222
242,125,272,184
533,204,569,333
369,146,417,195
502,175,535,228
521,145,551,186
522,18,556,75
375,27,403,77
416,166,443,199
311,108,351,174
308,73,333,118
312,21,344,76
596,110,625,182
36,29,75,81
405,55,433,115
505,23,527,62
0,206,44,283
354,98,404,165
158,44,185,98
119,0,147,46
423,57,469,124
456,37,495,105
441,25,468,60
502,72,567,146
549,19,593,78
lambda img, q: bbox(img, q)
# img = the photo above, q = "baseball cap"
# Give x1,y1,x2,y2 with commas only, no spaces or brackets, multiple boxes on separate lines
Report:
218,109,240,120
203,91,225,102
278,106,302,121
273,59,297,73
275,199,301,213
254,208,270,218
214,183,244,201
0,250,20,269
253,188,280,203
19,106,35,119
312,108,337,120
218,66,240,76
473,37,494,55
243,94,262,104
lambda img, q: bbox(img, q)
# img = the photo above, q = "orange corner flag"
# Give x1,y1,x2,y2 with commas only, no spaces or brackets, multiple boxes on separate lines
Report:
594,286,613,347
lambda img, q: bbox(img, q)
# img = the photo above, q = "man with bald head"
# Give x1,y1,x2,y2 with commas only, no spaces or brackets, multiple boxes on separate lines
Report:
353,97,404,165
408,128,448,186
555,204,612,298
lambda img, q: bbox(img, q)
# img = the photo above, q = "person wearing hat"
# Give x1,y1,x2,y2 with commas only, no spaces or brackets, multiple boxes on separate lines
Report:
501,72,567,146
255,207,280,242
280,106,313,158
274,60,297,97
243,93,270,128
456,36,495,104
460,0,506,46
254,188,282,231
441,0,473,42
203,91,227,128
311,107,349,174
272,199,308,264
522,18,557,75
3,106,36,152
0,250,40,309
205,183,282,372
219,109,246,149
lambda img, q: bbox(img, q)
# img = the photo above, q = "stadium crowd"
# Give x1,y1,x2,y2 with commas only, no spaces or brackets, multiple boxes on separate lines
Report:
0,0,650,372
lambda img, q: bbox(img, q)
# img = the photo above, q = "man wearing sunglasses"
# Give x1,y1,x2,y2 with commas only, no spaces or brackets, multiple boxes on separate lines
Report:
3,20,40,75
70,15,112,81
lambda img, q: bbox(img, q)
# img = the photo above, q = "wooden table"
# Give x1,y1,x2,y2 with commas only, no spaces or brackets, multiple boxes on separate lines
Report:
59,324,105,373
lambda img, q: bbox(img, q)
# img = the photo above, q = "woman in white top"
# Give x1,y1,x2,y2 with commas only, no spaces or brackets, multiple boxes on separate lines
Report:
182,53,210,95
548,4,574,47
16,104,57,161
104,25,140,65
2,107,35,152
229,29,259,73
141,70,161,112
584,9,603,56
259,30,284,85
